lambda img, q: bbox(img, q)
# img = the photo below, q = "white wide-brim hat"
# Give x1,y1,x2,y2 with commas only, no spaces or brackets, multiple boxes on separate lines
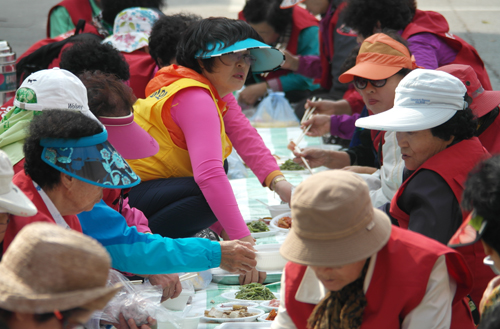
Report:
356,69,468,132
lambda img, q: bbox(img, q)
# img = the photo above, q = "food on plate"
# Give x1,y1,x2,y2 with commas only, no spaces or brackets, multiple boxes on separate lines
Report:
280,159,304,171
235,283,276,300
268,299,280,307
204,306,257,318
266,309,278,321
277,216,292,229
259,217,272,225
247,220,270,233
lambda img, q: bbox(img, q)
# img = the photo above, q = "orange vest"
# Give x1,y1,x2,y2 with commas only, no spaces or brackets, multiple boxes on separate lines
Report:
128,78,232,181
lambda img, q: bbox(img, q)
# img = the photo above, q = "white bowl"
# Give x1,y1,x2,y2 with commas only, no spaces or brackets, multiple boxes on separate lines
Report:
270,212,292,232
161,290,195,311
268,204,290,218
255,244,288,271
260,299,280,311
484,256,500,275
257,313,274,322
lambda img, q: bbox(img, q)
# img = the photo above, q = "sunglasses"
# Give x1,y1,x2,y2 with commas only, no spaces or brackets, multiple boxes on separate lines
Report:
353,77,387,89
219,52,257,66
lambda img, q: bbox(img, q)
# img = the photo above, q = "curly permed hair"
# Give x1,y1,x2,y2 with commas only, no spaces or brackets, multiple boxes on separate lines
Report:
60,39,130,81
23,110,103,190
149,13,202,67
430,94,477,143
343,0,417,39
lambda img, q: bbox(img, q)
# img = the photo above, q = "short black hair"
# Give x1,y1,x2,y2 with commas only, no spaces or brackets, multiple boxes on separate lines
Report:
430,95,477,143
78,71,136,117
149,13,202,67
23,110,103,190
60,39,130,81
242,0,293,35
101,0,165,25
343,0,417,39
176,17,262,74
479,302,500,329
462,155,500,255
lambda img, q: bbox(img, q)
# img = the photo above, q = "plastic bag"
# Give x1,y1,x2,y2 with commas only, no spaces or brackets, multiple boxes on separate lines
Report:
100,270,182,327
250,91,299,127
226,150,248,179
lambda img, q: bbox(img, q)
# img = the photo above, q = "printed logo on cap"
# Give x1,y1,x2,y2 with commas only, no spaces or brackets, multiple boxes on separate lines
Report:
410,98,431,105
68,103,84,110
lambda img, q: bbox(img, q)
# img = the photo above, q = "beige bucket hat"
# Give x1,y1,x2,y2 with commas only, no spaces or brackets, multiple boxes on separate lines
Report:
281,170,392,267
0,222,121,315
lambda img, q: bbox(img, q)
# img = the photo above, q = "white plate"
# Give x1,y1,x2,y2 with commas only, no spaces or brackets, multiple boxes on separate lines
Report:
245,219,279,238
216,322,272,329
216,301,259,309
202,307,264,323
270,212,292,232
257,313,273,322
259,300,280,311
220,291,280,302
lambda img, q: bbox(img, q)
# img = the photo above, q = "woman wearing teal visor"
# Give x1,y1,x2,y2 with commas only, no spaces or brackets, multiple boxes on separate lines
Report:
2,109,140,253
129,17,293,284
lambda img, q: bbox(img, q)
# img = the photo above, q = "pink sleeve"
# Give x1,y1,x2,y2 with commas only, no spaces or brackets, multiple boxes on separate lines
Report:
171,88,251,240
121,197,151,233
222,93,280,186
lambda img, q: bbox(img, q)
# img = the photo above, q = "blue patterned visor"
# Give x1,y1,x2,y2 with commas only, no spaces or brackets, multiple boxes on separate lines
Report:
40,131,141,189
195,38,284,73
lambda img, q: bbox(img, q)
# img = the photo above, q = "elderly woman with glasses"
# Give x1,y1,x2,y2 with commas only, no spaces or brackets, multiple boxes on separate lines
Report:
127,17,294,284
356,69,494,310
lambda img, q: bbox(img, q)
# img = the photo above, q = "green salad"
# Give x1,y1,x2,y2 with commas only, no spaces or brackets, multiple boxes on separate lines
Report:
235,283,276,300
280,159,304,171
247,220,270,233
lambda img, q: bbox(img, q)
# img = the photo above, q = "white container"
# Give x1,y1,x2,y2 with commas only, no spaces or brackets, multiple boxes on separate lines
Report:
157,312,202,329
268,204,290,218
255,244,288,271
161,290,195,311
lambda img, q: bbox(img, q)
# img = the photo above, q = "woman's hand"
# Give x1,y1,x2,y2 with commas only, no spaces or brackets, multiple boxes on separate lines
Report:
219,239,257,274
293,147,350,169
238,83,267,106
342,166,378,175
480,275,500,314
148,274,182,301
280,50,299,71
237,235,266,285
111,314,156,329
306,99,352,116
273,179,293,204
301,114,331,137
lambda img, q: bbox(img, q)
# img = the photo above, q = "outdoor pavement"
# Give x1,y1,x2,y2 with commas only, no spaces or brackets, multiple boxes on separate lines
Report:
0,0,499,89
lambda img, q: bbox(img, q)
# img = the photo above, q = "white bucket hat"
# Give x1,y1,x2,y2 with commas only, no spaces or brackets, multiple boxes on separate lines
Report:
13,68,99,123
355,69,468,132
0,150,37,216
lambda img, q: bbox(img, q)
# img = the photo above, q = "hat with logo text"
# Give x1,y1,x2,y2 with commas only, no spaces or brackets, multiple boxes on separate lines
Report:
356,69,467,132
13,68,97,122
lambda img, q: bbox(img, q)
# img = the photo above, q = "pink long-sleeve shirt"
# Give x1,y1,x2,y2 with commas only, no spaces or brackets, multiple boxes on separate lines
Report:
171,88,281,240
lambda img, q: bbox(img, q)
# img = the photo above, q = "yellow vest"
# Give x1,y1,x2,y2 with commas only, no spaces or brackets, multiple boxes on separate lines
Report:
128,78,233,181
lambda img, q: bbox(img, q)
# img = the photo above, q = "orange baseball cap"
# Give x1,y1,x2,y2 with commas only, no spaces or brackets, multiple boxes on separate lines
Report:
339,33,418,83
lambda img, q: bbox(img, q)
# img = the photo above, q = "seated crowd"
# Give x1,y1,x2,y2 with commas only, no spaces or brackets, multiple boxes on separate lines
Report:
0,0,499,328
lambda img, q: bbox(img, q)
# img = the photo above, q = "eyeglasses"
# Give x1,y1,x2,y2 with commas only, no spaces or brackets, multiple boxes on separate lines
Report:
219,52,257,66
353,77,387,89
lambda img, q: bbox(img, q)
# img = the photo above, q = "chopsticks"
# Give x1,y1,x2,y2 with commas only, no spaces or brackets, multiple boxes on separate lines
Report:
291,97,321,175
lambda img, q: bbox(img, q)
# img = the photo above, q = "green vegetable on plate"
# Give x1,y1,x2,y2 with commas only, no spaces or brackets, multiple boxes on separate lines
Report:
247,220,270,233
280,159,304,171
235,283,276,300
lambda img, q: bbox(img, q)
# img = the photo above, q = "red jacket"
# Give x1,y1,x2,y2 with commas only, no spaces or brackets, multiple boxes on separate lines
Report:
284,227,475,329
478,111,500,155
402,10,492,90
122,50,158,99
238,7,318,82
390,137,493,305
46,0,93,38
4,171,82,252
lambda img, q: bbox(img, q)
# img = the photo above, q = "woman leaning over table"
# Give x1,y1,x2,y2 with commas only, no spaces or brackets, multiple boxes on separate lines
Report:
356,68,495,309
127,17,294,284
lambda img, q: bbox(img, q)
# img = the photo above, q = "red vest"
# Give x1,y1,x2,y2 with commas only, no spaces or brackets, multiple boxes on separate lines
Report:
390,137,494,304
478,111,500,155
402,10,492,90
285,227,474,329
47,0,93,38
123,50,158,99
238,7,318,82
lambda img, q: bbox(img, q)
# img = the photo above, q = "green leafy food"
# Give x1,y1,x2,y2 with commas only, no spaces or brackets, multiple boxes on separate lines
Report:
235,283,276,300
247,220,270,233
280,159,304,171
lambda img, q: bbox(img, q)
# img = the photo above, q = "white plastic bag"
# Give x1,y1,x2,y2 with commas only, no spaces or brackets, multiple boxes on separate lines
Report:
250,92,299,127
100,270,182,327
226,150,248,179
